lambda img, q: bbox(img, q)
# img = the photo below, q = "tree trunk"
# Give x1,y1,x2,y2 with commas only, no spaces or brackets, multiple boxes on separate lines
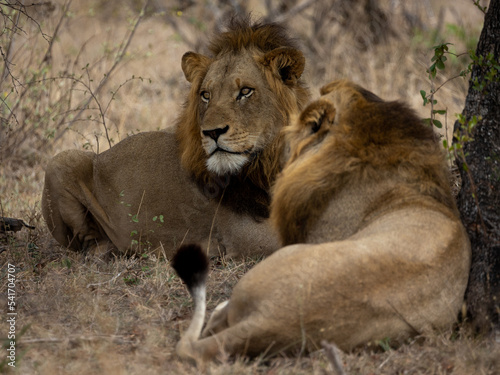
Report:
454,0,500,330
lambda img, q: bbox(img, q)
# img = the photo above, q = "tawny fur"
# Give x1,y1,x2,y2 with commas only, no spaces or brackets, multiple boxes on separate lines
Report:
41,18,309,258
175,80,471,363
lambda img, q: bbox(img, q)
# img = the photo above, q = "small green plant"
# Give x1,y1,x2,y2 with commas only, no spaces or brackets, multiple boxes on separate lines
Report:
420,42,471,131
420,8,497,233
443,114,480,168
123,275,140,285
421,39,499,142
61,258,72,269
473,0,488,14
377,337,392,352
152,215,164,223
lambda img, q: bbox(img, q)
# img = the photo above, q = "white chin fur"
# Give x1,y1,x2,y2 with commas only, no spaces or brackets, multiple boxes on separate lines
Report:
206,153,249,175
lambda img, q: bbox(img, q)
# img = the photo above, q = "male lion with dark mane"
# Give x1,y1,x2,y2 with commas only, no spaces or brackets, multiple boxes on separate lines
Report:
172,80,471,363
42,18,309,258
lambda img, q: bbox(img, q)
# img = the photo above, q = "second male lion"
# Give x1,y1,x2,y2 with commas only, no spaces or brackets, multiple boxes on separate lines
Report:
172,80,471,362
42,18,309,258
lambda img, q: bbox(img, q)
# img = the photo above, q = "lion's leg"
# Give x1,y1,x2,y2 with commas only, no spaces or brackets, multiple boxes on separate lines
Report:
201,300,229,337
42,150,114,254
182,318,275,363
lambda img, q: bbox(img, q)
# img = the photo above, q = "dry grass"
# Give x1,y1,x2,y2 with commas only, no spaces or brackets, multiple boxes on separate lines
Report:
1,0,499,374
1,233,499,374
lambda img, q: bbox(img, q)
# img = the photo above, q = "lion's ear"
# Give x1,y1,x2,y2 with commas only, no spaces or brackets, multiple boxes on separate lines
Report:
262,47,305,86
300,100,336,133
181,52,212,83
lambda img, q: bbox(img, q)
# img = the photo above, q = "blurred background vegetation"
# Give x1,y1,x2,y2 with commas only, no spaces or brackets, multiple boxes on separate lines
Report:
0,0,486,167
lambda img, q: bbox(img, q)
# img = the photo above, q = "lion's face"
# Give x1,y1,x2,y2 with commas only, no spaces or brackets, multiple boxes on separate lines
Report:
179,44,308,181
175,21,310,218
197,51,280,175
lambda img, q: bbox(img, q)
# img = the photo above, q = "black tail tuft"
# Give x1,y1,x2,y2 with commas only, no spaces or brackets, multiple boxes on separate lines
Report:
172,244,209,292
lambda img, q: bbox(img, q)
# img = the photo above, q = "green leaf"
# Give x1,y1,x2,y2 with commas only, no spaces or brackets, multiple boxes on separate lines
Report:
433,109,447,115
432,119,443,128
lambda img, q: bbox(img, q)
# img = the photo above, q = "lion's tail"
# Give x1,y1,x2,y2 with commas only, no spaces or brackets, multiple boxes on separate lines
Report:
171,244,209,360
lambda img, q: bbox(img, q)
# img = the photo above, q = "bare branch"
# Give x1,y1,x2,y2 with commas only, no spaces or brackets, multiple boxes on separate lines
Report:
321,340,347,375
266,0,319,23
66,0,150,143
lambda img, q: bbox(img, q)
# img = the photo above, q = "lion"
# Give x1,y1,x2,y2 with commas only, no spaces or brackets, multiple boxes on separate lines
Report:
172,80,471,363
41,18,309,258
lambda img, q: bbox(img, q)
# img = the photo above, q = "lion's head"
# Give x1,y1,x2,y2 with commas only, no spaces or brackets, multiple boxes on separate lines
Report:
175,17,309,218
271,79,458,245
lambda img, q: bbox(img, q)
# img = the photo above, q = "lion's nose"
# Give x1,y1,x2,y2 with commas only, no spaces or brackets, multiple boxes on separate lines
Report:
202,125,229,141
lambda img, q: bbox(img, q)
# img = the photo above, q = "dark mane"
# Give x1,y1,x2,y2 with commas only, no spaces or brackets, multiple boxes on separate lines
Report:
208,16,300,56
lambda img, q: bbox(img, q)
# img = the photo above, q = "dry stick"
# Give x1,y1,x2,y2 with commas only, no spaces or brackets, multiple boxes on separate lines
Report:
321,340,347,375
86,257,139,288
66,0,150,148
38,0,72,69
268,0,319,23
20,335,131,345
206,189,225,256
378,351,394,370
179,229,190,248
0,7,21,88
3,0,70,127
86,270,124,289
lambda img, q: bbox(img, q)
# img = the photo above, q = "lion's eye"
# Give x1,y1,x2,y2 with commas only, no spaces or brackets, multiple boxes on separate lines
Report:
200,91,210,103
237,87,254,100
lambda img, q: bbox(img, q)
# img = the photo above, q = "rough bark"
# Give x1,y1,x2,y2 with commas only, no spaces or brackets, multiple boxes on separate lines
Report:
454,0,500,330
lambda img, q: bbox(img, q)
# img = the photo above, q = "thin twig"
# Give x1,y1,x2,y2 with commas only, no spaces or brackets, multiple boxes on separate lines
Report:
4,1,69,125
207,189,225,256
66,0,150,135
378,351,394,370
86,270,124,288
321,340,347,375
268,0,319,23
20,334,131,345
38,0,72,69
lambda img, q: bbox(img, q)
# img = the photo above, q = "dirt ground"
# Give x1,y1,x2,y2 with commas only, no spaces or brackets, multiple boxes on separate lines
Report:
1,1,499,374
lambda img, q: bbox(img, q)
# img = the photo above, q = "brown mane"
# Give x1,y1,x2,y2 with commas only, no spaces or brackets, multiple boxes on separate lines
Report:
209,16,302,55
175,17,309,219
272,83,456,245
